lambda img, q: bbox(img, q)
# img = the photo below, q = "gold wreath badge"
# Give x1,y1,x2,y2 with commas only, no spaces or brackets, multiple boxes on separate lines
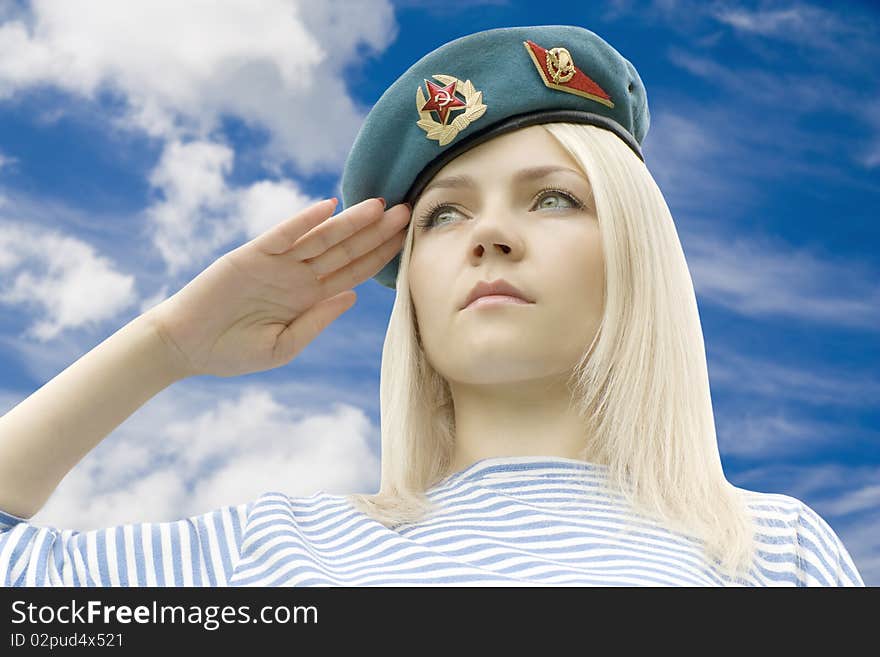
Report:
416,74,487,146
546,47,575,84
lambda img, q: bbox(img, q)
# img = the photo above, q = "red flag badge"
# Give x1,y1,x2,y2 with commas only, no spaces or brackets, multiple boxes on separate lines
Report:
523,40,614,108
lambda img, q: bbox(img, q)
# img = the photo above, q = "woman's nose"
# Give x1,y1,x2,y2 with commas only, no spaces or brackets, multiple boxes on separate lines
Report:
467,209,523,262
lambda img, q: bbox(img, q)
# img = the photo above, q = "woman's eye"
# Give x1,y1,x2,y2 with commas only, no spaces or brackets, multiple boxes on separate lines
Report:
417,189,583,230
433,207,463,224
417,204,464,229
533,190,581,210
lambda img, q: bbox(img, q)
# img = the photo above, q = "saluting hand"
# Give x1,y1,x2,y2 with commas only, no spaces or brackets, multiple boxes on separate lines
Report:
142,197,409,379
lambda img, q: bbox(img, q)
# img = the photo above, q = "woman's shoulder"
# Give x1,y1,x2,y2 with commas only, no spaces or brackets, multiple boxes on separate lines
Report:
734,484,833,533
735,486,803,519
732,485,843,557
732,484,864,586
242,489,355,518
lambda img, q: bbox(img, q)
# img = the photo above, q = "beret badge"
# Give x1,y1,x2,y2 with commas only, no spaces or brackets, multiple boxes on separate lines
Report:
523,39,614,108
415,74,487,146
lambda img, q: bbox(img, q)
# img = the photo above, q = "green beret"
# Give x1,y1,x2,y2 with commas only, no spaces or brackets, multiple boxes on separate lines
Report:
340,24,651,289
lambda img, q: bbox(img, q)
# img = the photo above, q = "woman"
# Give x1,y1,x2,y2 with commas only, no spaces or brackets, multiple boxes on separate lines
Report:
0,25,864,586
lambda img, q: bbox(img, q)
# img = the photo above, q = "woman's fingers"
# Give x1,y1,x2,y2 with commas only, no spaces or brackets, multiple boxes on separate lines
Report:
253,197,339,255
286,197,388,261
315,226,407,299
272,290,358,365
247,196,409,302
301,203,411,278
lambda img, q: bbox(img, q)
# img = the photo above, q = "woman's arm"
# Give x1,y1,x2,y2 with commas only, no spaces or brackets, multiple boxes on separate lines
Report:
0,497,253,586
0,197,407,522
0,311,187,520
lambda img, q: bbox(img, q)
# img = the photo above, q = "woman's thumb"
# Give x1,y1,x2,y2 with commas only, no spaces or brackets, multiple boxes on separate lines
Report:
274,290,357,365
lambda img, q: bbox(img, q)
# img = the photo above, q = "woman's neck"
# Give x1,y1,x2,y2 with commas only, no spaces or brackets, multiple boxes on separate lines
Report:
447,374,598,474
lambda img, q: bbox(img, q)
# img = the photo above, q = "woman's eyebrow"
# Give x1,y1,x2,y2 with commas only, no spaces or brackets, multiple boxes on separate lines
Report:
420,165,588,196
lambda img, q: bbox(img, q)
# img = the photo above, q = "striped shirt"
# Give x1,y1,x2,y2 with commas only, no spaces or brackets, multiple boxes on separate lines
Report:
0,456,865,586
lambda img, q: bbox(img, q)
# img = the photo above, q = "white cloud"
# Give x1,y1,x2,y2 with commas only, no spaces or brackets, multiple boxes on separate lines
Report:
0,151,15,170
642,111,727,206
662,9,879,172
145,139,237,274
683,228,880,329
608,0,878,69
0,222,137,340
598,2,879,174
820,484,880,517
145,139,321,274
858,99,880,169
713,6,818,37
666,48,861,119
716,409,836,457
26,380,381,531
710,3,868,56
36,468,190,530
661,48,880,180
708,346,880,408
864,145,880,169
0,0,397,174
238,180,317,240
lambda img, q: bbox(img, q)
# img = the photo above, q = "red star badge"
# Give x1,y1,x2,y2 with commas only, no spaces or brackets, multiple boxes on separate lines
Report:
419,79,467,125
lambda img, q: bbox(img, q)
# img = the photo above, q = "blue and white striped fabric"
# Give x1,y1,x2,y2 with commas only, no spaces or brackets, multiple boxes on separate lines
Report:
0,456,865,586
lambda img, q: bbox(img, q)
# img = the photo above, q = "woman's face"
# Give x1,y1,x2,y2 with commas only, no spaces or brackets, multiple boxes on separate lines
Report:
408,125,605,386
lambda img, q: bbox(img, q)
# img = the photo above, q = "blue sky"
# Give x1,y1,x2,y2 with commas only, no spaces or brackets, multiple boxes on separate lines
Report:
0,0,876,585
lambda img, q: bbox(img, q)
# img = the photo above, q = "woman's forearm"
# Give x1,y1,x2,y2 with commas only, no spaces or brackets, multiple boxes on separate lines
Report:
0,311,188,519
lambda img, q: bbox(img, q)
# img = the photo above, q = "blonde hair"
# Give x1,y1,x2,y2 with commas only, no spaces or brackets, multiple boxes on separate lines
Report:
346,122,758,581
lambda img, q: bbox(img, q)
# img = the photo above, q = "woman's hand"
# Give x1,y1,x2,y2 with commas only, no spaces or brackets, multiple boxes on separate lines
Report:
142,197,410,378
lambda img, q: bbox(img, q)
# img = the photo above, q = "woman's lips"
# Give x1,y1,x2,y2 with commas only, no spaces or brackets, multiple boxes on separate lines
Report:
464,294,533,309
